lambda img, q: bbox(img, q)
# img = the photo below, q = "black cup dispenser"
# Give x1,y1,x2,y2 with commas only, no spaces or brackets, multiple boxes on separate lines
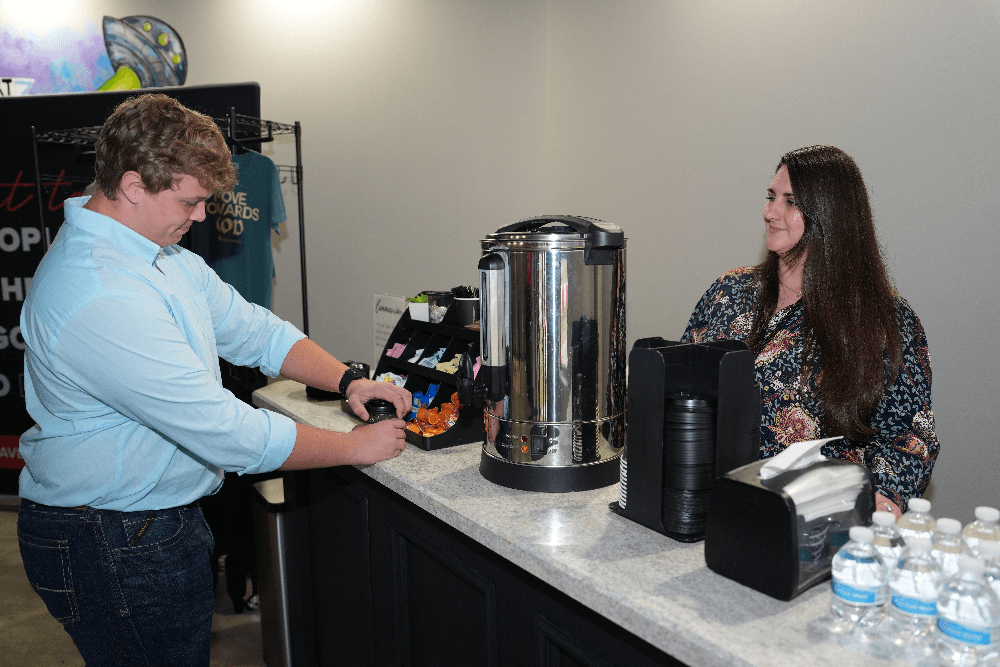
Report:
611,338,760,542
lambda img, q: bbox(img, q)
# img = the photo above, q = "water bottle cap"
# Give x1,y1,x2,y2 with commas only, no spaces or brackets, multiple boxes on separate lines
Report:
908,498,931,513
936,518,962,534
849,526,874,543
975,506,1000,523
872,511,896,526
958,556,985,575
906,537,932,552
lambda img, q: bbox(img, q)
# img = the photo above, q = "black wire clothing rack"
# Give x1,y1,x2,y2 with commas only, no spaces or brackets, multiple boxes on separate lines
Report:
30,109,311,336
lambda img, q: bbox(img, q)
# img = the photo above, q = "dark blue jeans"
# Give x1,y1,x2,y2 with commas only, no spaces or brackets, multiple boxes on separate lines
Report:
17,499,215,667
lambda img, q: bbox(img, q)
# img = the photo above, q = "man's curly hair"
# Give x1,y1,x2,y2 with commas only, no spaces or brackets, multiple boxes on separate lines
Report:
93,93,237,199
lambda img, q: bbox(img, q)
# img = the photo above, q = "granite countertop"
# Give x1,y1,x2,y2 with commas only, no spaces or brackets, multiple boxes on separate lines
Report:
253,380,910,667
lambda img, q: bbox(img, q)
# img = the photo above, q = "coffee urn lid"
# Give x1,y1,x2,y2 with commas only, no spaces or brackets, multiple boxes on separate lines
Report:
484,215,624,265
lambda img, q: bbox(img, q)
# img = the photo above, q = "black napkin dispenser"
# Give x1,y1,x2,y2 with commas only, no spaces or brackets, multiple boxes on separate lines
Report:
703,457,875,601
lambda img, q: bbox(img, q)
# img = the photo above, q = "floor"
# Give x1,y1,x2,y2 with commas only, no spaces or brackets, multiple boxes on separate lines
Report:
0,498,269,667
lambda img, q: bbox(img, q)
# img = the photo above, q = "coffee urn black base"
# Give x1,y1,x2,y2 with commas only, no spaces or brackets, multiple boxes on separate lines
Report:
479,451,621,493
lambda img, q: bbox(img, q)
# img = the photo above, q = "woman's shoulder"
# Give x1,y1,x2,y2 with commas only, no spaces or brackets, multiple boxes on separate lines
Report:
689,265,760,308
720,265,758,284
893,293,930,349
685,266,759,334
708,266,759,297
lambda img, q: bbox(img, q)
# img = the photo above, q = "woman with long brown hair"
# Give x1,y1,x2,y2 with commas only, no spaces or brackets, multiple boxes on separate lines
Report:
682,145,939,515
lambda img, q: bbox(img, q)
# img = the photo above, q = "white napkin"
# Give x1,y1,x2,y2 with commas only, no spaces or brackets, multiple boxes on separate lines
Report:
784,465,868,521
758,436,871,522
758,436,843,480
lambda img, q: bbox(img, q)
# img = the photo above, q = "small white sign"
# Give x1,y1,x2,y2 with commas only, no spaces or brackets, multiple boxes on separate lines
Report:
374,294,407,368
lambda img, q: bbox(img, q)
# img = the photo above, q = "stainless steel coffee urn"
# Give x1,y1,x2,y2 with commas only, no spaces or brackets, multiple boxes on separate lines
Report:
475,215,626,492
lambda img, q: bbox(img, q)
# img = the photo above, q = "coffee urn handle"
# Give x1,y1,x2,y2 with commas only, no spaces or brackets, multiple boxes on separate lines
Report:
478,253,507,402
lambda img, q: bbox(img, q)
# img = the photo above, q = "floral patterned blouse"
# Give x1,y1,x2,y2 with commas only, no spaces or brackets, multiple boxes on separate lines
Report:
681,267,939,510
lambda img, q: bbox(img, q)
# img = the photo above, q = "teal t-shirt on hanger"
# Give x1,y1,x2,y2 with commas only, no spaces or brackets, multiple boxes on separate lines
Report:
189,151,287,310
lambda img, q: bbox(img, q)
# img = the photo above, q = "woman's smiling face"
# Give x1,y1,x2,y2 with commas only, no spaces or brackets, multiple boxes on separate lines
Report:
764,165,805,256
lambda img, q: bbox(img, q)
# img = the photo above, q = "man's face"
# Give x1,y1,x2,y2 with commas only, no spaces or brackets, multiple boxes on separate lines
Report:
136,175,213,247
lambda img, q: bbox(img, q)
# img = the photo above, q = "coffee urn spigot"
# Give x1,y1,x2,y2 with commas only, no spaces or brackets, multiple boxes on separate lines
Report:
477,253,507,403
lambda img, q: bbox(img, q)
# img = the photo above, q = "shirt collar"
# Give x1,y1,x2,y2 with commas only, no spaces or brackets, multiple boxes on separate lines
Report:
63,195,167,266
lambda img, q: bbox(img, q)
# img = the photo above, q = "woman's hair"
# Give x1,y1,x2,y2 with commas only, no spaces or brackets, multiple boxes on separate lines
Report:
93,93,237,199
746,145,901,441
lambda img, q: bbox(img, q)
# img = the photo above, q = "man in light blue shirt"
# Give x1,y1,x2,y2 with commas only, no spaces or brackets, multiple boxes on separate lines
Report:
17,93,411,667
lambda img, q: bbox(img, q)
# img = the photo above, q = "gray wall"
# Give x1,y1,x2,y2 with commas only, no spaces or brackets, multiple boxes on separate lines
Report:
5,0,996,520
539,0,1000,521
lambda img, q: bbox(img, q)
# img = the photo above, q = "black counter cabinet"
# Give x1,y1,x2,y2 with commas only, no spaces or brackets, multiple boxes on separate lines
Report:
287,465,679,667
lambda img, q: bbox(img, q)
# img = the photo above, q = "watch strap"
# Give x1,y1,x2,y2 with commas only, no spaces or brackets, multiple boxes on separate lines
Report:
339,367,365,396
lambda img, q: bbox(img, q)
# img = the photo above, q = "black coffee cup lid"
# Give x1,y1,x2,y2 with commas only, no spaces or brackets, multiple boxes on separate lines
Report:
365,399,395,415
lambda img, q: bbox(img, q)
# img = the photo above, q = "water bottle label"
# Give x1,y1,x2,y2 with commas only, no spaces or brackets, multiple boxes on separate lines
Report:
891,594,935,616
832,580,877,605
937,618,991,646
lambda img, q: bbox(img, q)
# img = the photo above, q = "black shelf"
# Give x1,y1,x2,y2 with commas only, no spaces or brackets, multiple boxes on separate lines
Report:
403,318,478,341
381,358,462,387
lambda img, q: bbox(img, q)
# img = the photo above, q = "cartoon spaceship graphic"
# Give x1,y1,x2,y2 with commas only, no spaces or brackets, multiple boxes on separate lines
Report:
99,15,187,90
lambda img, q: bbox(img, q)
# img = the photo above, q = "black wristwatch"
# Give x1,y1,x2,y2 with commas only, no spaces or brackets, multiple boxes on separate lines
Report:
338,367,365,396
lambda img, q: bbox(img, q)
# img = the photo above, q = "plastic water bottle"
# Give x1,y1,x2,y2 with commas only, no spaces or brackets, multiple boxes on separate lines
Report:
888,537,941,654
871,510,906,576
830,526,888,632
963,507,1000,557
980,542,1000,665
933,518,974,578
937,556,1000,666
981,541,1000,601
897,497,936,541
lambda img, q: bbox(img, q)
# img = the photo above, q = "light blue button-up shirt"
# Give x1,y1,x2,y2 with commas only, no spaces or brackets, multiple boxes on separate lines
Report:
19,196,305,511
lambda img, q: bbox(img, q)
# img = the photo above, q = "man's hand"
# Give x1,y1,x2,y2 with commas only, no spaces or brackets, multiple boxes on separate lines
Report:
346,419,408,465
280,419,408,470
279,340,412,420
346,378,412,421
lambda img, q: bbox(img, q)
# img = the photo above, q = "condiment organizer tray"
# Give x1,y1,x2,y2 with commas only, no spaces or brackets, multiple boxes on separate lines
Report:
373,303,484,451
